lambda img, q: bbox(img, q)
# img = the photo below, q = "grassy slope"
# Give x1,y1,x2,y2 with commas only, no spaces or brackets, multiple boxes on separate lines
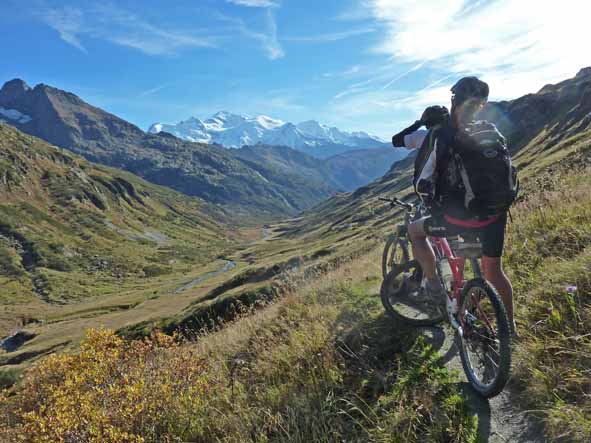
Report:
5,162,590,441
504,162,591,442
0,123,233,351
52,139,590,443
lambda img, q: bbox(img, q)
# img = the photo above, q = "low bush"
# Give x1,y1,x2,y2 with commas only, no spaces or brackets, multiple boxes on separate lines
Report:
0,328,209,443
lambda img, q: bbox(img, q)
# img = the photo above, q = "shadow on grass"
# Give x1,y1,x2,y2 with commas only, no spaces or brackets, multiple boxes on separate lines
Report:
337,306,498,442
418,327,495,442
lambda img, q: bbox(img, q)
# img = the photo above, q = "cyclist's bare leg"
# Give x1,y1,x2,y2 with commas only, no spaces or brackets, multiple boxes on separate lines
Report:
408,219,438,282
482,256,515,328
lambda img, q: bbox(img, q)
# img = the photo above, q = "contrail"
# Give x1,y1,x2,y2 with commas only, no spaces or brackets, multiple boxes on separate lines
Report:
382,61,427,89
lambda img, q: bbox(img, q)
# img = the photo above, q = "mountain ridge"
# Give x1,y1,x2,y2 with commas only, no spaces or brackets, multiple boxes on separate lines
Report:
0,80,340,220
233,144,406,192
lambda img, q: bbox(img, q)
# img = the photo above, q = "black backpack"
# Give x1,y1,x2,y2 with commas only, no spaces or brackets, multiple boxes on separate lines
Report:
452,121,518,216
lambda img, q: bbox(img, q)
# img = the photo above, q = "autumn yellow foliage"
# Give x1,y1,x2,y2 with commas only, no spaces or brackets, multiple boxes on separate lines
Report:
0,328,209,443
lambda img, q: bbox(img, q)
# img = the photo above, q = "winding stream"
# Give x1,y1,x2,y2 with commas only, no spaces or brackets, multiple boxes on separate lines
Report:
174,260,236,294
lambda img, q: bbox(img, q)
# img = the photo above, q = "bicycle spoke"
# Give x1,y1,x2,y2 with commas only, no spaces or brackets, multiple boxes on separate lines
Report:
485,344,501,358
485,353,500,368
470,329,499,346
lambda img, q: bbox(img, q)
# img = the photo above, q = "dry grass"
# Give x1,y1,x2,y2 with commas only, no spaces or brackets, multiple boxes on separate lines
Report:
505,164,591,442
1,249,477,443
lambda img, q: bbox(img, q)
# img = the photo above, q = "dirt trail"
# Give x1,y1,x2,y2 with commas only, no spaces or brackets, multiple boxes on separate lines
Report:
421,326,547,443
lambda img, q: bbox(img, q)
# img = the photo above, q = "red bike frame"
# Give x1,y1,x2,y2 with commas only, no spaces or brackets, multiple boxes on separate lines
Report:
430,236,490,334
379,196,494,334
430,237,465,297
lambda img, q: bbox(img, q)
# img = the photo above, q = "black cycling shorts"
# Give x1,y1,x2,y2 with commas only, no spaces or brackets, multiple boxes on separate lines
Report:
423,212,507,258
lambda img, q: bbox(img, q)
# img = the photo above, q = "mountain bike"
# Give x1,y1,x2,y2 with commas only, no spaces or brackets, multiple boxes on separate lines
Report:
379,197,511,398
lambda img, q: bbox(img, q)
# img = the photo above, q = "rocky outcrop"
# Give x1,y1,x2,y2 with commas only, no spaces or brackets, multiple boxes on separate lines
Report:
481,67,591,152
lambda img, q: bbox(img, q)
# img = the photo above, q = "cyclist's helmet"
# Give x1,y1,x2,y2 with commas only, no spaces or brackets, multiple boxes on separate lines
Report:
451,76,489,104
421,105,450,129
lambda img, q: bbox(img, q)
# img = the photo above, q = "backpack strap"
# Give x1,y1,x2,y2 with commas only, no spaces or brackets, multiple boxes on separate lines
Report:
454,152,476,209
432,126,456,201
413,124,441,187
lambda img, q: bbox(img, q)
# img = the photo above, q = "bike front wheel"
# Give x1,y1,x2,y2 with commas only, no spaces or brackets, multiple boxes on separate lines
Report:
456,278,511,398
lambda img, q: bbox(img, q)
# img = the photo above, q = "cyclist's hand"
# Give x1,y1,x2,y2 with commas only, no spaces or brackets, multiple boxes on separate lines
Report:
420,106,450,128
423,195,434,207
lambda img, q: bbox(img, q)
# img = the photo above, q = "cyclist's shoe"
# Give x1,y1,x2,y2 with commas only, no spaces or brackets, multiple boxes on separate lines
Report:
401,274,420,292
401,276,445,305
424,279,447,306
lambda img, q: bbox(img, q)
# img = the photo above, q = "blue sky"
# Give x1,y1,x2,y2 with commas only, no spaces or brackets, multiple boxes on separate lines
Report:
2,0,589,138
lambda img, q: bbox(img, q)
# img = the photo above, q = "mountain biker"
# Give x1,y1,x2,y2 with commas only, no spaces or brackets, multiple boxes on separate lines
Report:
391,77,516,334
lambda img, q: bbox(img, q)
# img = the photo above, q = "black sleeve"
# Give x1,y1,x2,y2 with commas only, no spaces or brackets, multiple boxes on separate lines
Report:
392,120,423,147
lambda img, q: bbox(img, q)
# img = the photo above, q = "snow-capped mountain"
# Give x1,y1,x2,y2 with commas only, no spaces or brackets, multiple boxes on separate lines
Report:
148,112,389,158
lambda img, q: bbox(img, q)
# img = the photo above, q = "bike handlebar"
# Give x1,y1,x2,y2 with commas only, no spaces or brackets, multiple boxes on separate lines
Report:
378,197,414,212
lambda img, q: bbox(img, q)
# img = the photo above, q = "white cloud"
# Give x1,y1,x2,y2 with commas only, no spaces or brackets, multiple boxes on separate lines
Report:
263,9,284,59
42,7,87,52
382,61,425,89
323,0,591,137
226,0,278,7
368,0,591,99
38,4,216,55
218,9,285,60
323,64,363,78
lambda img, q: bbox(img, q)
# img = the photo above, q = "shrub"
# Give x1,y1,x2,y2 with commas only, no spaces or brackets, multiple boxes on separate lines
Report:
0,328,209,443
0,369,20,389
142,264,172,277
0,248,25,276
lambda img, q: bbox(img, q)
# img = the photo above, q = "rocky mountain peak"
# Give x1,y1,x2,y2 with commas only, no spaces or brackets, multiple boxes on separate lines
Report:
0,79,32,104
576,67,591,78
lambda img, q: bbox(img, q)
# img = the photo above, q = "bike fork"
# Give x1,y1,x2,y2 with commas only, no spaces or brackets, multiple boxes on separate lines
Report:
446,293,464,337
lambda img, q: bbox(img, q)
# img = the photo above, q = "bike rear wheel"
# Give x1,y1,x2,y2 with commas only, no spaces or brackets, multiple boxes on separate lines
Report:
382,234,410,279
380,245,445,326
456,278,511,398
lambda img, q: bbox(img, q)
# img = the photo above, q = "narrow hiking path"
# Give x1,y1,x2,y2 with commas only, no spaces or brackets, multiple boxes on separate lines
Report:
421,325,547,443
